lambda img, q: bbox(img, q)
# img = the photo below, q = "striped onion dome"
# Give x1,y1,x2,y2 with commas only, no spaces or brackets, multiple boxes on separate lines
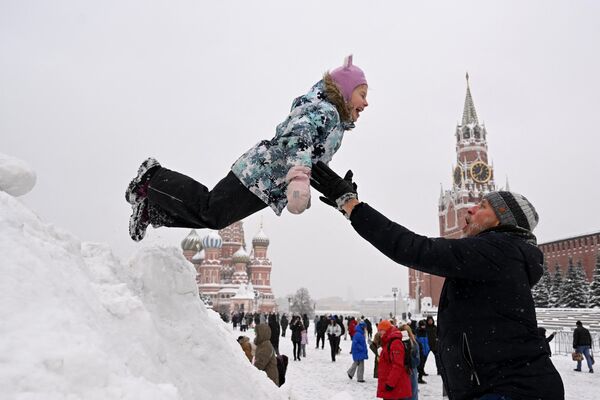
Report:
202,230,223,249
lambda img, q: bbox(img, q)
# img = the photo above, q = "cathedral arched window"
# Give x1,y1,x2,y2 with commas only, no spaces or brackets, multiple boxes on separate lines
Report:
474,127,481,139
463,127,470,139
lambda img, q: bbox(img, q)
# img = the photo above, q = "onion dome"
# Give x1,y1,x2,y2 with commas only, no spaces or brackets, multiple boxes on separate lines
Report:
202,230,223,249
252,226,270,247
181,229,202,251
232,246,250,264
191,249,205,264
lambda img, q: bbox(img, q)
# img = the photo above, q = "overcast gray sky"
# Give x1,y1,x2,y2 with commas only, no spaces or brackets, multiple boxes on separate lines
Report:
2,0,599,300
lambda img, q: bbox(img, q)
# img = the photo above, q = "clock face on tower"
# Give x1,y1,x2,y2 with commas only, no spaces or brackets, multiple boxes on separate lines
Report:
453,166,463,186
470,161,491,183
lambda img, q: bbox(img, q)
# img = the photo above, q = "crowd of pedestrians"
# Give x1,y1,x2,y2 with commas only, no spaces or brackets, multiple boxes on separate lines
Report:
231,310,596,399
231,310,434,399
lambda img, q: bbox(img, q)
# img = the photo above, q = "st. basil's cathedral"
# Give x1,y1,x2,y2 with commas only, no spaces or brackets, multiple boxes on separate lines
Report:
180,221,277,315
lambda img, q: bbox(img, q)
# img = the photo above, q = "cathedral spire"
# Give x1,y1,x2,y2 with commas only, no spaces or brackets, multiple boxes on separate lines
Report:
462,72,479,125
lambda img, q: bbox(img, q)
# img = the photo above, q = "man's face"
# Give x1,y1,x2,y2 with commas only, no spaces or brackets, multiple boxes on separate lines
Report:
462,199,500,237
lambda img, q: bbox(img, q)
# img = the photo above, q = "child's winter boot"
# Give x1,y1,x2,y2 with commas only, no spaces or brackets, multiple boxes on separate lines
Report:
129,198,150,241
125,157,161,204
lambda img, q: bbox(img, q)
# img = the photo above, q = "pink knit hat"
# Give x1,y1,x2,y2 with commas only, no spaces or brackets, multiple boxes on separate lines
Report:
330,55,368,102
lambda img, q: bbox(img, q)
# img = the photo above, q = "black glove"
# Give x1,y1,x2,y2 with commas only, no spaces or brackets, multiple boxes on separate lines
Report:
385,384,394,392
310,161,357,209
317,169,357,211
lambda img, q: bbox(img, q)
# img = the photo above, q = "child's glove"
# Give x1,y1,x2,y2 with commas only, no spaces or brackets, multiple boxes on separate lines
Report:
286,165,311,214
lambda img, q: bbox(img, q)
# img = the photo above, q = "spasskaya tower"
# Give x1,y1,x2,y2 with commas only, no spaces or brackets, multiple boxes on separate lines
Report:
409,74,499,308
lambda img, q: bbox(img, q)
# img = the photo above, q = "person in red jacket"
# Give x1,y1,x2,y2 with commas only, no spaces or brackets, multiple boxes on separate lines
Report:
348,317,358,339
376,320,411,400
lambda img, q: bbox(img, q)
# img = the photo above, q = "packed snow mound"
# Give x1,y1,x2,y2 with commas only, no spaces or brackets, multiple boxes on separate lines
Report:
0,191,287,400
0,153,36,196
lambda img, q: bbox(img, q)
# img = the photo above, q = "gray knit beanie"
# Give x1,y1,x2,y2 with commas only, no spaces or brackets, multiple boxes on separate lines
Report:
483,191,539,231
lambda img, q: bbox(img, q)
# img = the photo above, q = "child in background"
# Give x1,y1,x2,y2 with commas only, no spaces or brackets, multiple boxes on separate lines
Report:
237,336,253,363
300,327,308,358
125,55,369,241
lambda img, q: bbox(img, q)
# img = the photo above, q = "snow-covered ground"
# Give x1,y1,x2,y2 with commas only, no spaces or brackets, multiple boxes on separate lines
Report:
235,327,596,400
0,157,597,399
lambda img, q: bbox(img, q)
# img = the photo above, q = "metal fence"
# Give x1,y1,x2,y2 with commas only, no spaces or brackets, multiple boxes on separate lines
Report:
550,330,600,355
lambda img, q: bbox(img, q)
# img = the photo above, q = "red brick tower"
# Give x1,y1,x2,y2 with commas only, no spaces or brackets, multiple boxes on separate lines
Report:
250,224,276,312
409,74,498,307
197,231,223,297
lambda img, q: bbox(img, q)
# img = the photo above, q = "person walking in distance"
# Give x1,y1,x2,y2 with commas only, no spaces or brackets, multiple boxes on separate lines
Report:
316,315,327,349
347,321,368,383
290,316,304,361
327,316,342,362
573,320,594,373
415,320,430,384
280,313,289,338
425,316,440,375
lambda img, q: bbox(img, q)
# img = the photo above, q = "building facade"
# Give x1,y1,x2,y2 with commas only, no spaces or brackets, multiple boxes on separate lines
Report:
409,74,500,306
539,232,600,280
181,221,277,315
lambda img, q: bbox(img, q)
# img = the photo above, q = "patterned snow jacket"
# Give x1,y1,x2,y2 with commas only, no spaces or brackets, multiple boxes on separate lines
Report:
231,76,354,215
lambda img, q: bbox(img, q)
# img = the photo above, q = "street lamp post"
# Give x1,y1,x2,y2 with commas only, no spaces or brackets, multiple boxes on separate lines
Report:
410,271,424,315
392,287,398,318
288,297,292,314
254,290,260,313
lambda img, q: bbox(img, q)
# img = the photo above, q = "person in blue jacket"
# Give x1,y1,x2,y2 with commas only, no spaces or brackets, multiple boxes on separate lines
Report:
310,161,565,400
347,320,368,382
124,56,368,241
415,320,430,384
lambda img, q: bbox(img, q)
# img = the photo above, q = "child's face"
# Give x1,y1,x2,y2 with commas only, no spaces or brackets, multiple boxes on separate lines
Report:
350,84,369,122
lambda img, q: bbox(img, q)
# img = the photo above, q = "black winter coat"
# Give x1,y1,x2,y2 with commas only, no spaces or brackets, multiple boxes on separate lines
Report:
425,319,438,353
350,203,564,400
573,326,592,348
290,319,303,343
269,318,280,349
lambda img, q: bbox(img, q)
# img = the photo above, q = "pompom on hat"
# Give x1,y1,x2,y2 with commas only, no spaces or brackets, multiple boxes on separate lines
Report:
483,191,539,232
329,55,368,102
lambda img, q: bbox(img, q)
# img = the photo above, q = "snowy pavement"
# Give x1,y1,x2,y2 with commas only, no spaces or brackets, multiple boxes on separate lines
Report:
234,327,597,400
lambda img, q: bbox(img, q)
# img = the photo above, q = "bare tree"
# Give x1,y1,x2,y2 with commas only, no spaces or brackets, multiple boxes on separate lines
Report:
290,287,314,317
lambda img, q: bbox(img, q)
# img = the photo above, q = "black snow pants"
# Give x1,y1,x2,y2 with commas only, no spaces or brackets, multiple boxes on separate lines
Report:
329,335,340,361
147,168,267,229
316,332,325,349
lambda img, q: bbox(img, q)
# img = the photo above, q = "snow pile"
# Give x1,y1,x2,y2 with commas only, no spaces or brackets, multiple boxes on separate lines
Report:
0,153,36,196
0,190,287,400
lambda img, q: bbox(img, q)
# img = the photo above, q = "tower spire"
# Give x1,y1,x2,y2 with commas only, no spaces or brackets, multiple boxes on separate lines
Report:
462,72,479,125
